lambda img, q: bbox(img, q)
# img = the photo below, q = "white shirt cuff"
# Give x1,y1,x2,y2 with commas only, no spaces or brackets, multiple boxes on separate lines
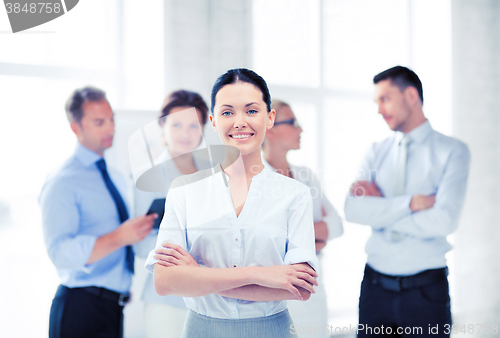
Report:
144,249,158,274
284,248,320,272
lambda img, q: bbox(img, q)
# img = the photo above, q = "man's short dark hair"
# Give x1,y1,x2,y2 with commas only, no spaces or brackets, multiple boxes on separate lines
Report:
65,86,107,124
373,66,423,105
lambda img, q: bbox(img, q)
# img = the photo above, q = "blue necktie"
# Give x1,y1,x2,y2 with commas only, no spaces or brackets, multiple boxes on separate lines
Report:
96,159,135,273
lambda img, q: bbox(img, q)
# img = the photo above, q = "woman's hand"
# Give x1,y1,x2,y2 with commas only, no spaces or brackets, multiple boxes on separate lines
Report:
154,242,199,268
315,239,327,253
254,263,318,300
350,180,383,197
314,220,329,253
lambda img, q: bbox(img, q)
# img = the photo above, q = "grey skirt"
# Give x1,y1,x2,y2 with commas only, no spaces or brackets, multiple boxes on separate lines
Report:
181,309,294,338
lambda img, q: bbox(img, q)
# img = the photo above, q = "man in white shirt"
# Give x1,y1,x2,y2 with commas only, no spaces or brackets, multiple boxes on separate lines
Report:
344,66,470,337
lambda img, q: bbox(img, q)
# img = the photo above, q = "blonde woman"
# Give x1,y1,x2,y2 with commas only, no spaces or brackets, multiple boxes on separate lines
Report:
263,100,343,337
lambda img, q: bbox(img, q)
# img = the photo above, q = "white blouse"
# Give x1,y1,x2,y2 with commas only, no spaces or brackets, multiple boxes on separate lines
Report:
262,159,344,241
145,164,319,319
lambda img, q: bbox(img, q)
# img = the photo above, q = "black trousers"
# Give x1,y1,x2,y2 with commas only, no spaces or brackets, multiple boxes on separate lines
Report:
49,285,124,338
358,265,452,338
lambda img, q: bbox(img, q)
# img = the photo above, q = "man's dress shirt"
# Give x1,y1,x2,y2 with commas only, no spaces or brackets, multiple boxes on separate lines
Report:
344,120,470,275
39,143,132,293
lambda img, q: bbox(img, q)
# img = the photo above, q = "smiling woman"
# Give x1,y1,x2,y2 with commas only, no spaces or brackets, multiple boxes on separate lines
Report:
212,81,272,159
145,68,320,338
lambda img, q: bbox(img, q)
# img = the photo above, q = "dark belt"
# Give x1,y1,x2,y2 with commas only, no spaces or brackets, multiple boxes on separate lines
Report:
77,286,130,306
364,265,448,292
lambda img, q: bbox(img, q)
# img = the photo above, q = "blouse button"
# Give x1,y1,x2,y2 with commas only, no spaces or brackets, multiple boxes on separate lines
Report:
232,311,235,314
235,238,238,241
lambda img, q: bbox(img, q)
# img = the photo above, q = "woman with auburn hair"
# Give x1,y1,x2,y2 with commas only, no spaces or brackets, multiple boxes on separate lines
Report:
134,89,209,338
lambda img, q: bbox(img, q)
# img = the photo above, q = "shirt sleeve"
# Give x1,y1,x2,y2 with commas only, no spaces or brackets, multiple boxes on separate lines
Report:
144,185,187,274
283,186,319,272
39,177,97,271
321,195,344,240
307,169,344,240
344,143,413,229
390,142,471,238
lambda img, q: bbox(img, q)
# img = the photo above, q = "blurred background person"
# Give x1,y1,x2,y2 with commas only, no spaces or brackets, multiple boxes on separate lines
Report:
263,99,344,337
133,90,209,338
39,87,156,338
345,66,470,337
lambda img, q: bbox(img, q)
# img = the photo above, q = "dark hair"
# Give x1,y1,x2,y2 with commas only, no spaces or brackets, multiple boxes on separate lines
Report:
373,66,423,104
65,86,107,123
210,68,271,115
159,90,209,126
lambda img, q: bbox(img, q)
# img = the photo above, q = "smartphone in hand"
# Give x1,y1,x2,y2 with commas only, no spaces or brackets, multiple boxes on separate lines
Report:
147,198,166,229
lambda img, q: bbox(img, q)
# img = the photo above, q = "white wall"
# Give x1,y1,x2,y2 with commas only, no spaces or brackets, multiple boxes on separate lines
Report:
452,0,500,328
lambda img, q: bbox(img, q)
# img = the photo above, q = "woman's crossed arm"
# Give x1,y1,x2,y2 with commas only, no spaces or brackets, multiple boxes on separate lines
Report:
153,243,318,301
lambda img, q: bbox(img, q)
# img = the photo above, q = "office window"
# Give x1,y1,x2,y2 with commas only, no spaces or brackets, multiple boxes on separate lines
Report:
253,0,320,88
0,0,119,70
323,0,410,92
122,0,164,110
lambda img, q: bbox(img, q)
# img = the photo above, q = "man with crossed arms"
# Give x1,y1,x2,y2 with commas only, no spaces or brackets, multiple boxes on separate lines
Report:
40,87,156,338
345,66,470,337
